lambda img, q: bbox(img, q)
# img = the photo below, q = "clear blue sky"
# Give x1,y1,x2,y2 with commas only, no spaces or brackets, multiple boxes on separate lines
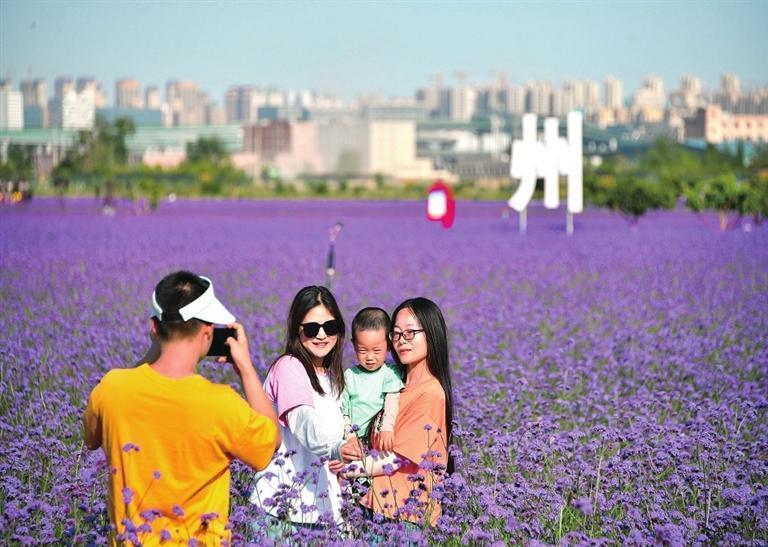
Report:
1,0,766,103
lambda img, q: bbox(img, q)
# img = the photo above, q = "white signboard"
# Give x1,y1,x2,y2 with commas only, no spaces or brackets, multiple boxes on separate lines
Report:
508,111,583,214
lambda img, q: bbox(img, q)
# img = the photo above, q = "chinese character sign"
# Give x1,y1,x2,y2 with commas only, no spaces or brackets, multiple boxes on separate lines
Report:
508,111,583,214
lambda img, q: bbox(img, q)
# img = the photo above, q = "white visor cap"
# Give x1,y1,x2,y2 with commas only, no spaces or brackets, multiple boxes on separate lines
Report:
152,275,235,325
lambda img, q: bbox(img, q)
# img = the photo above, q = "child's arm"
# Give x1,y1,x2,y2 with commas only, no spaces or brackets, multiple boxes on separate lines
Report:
379,392,400,432
340,385,353,438
343,413,353,439
376,392,401,452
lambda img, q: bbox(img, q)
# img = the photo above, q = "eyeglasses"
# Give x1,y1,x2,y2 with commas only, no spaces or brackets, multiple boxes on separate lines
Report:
301,320,341,338
388,329,424,342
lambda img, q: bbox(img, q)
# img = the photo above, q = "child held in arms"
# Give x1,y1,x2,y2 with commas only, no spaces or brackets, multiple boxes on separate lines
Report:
341,307,404,452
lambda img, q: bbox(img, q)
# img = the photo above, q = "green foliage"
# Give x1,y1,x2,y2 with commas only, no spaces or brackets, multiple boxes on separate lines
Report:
604,175,675,224
185,137,230,166
684,174,746,213
740,176,768,224
750,145,768,169
0,144,34,179
53,116,135,179
637,138,703,195
306,179,329,195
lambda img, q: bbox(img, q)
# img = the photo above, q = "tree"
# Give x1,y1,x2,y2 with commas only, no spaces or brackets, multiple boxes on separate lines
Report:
684,174,748,230
53,116,135,179
638,138,703,196
742,176,768,225
605,175,675,227
185,137,229,166
0,144,34,179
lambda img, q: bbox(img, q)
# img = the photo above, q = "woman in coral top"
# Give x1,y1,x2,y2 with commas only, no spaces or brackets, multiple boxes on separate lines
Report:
334,297,454,527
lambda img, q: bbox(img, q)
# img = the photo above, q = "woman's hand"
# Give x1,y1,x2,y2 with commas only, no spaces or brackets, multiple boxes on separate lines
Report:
328,459,346,475
339,437,364,462
377,431,394,453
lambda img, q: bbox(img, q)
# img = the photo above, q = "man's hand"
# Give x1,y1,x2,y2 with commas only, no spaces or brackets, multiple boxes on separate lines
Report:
377,431,394,453
219,323,280,450
220,323,256,377
340,437,364,462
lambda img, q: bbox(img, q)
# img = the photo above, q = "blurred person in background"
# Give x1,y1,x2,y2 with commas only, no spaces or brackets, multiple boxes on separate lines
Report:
83,271,280,545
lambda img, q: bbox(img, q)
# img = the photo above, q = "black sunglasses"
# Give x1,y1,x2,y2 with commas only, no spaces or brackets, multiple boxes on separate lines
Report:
301,320,341,338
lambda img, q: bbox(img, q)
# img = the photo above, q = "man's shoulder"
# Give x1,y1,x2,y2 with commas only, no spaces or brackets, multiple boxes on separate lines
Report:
97,365,142,387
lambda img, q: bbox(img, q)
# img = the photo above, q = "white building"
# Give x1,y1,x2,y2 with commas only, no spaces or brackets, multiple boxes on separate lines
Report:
447,86,477,121
49,90,96,129
0,90,24,129
604,76,624,109
145,86,161,109
317,119,445,179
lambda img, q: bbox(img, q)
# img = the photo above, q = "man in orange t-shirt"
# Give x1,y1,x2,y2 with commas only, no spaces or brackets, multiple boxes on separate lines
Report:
83,271,280,545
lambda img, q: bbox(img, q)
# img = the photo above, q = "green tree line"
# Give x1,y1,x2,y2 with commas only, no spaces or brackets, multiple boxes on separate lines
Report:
584,139,768,227
3,117,767,226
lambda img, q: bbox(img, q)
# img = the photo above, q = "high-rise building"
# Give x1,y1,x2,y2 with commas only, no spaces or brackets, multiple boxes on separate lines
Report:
604,76,624,109
116,79,144,109
0,90,24,129
584,80,600,113
54,77,75,98
225,86,264,124
507,85,525,115
21,79,48,128
21,79,46,107
77,78,107,108
166,80,206,125
145,86,161,109
49,90,96,129
445,85,477,121
525,81,553,115
722,74,741,97
631,75,665,122
670,75,705,114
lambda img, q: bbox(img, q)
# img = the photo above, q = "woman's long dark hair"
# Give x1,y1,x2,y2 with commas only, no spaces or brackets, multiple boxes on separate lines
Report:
274,285,345,397
391,297,454,474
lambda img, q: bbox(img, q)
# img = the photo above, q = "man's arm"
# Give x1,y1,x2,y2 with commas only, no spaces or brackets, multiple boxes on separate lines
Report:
83,389,102,450
226,323,281,450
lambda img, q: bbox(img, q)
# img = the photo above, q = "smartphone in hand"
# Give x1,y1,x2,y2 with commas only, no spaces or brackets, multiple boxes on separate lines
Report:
207,327,236,361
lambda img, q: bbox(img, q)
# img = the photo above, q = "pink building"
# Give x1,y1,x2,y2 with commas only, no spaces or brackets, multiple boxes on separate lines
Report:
685,105,768,144
243,120,322,179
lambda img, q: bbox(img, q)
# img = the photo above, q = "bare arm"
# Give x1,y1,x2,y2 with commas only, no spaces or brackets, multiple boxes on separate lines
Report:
227,323,281,449
341,451,401,478
82,391,102,450
379,391,401,432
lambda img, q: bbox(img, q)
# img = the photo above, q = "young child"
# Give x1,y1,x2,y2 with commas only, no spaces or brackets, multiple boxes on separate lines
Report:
341,307,403,452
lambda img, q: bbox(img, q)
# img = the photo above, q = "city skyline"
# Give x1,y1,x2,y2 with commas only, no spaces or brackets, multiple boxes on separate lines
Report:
1,1,767,103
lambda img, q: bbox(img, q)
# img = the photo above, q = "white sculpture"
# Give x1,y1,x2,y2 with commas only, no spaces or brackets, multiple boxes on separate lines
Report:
509,111,583,215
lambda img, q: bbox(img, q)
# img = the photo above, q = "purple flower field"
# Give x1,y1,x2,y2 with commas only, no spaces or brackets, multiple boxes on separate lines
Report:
1,198,767,545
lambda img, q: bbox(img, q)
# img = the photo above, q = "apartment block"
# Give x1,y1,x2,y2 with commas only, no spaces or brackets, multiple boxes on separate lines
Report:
685,105,768,144
0,90,24,129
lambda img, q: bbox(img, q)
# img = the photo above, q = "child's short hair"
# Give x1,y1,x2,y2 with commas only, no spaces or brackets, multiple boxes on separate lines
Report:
351,307,391,340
